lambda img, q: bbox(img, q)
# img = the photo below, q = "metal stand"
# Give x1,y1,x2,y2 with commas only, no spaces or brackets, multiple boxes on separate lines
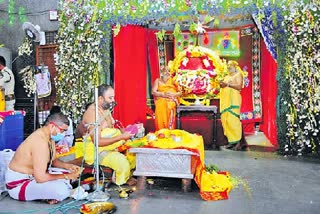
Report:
86,87,110,202
33,92,37,131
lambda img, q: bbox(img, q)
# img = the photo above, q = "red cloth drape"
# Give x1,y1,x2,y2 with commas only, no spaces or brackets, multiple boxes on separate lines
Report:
238,33,253,115
147,29,160,83
113,25,147,126
259,40,278,146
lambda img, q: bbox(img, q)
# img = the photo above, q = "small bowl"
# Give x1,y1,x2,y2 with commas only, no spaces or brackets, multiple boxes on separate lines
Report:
147,134,156,141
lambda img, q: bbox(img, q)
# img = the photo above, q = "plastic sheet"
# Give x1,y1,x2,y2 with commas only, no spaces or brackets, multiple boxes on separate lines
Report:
0,149,15,194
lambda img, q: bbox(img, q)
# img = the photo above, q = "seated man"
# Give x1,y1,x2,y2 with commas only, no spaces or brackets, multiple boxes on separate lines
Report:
75,84,135,186
5,112,81,204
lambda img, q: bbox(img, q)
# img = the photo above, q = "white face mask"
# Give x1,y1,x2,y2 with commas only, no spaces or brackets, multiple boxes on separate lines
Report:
50,126,65,142
51,132,65,142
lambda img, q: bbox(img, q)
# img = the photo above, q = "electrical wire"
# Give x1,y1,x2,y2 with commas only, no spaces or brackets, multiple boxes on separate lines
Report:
0,8,56,16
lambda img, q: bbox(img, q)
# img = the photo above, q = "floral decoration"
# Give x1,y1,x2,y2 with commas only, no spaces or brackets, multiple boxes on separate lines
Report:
18,37,32,56
278,2,320,156
170,45,227,101
55,0,320,157
55,1,107,123
19,66,36,97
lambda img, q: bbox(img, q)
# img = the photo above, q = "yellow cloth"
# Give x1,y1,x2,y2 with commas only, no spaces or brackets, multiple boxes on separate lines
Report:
220,75,242,144
0,88,5,111
74,128,132,185
100,151,132,185
154,78,180,130
74,128,125,163
127,129,232,201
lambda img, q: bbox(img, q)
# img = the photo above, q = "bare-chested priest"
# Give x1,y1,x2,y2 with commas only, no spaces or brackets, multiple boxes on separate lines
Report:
5,112,81,204
75,84,136,186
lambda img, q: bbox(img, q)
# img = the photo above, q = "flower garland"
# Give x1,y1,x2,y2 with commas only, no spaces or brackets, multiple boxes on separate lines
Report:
55,1,105,123
18,37,32,56
19,66,36,97
169,46,227,105
279,2,320,156
57,1,311,26
16,37,35,97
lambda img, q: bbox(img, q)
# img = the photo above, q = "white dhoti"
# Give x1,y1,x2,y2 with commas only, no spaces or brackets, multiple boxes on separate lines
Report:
5,168,72,202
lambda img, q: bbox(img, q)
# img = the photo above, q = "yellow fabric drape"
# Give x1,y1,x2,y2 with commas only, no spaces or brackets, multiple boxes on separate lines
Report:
154,78,179,130
220,75,242,144
127,129,233,201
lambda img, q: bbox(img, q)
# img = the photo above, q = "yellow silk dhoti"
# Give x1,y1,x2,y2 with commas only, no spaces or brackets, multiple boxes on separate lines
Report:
74,128,134,186
154,79,179,130
220,83,242,144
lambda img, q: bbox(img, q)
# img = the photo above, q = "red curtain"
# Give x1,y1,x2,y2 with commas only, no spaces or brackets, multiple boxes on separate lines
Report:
238,33,254,115
259,40,278,146
146,29,160,83
113,25,147,126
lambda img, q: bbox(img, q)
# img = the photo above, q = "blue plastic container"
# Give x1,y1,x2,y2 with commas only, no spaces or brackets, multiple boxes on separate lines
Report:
0,114,24,151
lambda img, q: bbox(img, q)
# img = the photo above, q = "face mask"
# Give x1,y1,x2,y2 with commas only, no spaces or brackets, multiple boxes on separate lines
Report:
102,101,117,111
51,132,65,142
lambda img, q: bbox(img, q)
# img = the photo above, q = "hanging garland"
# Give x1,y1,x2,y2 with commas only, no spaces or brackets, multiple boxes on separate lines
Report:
55,1,105,123
278,2,320,156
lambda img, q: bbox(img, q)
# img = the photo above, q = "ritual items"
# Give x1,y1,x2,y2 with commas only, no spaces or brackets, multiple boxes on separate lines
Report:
80,202,116,214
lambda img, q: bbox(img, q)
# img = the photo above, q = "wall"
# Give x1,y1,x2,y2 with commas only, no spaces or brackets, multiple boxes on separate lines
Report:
0,0,59,97
0,0,59,59
0,0,59,137
0,47,12,70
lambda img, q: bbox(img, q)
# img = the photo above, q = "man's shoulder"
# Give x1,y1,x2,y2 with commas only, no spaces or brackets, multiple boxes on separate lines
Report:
0,67,14,82
82,105,95,122
3,67,13,74
18,129,45,152
84,105,95,115
26,128,46,141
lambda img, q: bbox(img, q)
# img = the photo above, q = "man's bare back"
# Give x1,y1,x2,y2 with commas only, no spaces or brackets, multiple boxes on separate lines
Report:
9,125,80,183
9,128,51,176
